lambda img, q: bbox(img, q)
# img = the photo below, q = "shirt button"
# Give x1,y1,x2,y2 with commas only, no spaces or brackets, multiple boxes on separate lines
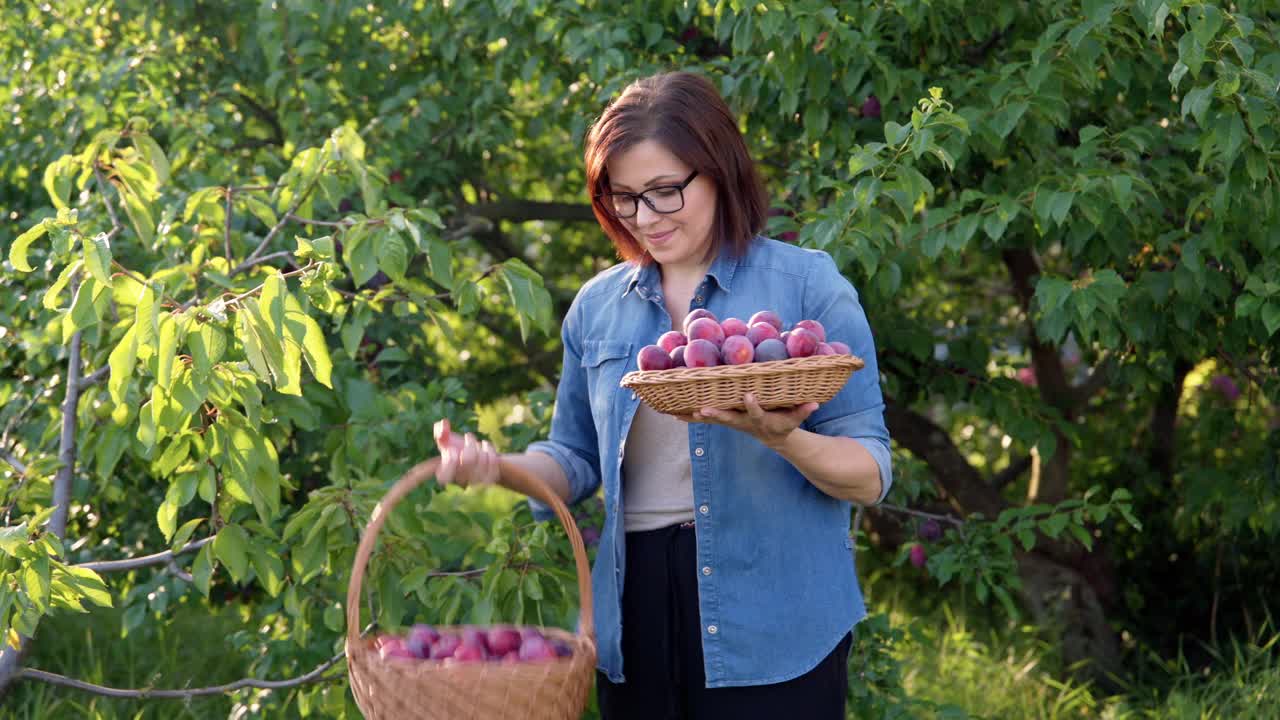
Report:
699,505,709,515
702,566,712,575
694,447,705,457
694,295,704,304
707,625,718,634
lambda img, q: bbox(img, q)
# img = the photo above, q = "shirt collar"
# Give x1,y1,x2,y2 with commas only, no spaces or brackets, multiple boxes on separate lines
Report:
620,240,745,299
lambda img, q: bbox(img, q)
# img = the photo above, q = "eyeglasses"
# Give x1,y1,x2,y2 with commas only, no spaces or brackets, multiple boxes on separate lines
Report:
596,170,699,219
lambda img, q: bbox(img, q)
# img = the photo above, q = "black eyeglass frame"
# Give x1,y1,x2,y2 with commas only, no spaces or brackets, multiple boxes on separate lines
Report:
595,170,700,219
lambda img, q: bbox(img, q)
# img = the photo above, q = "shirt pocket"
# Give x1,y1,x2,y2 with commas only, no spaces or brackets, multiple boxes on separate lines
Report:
580,340,633,423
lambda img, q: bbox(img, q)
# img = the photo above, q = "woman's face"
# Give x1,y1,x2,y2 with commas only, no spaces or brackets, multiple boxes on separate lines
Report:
605,139,717,272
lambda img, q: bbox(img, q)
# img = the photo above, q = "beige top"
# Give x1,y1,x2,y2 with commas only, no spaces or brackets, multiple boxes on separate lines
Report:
621,399,695,532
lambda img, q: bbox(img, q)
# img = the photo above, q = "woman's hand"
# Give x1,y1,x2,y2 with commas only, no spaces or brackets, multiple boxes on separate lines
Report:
432,418,500,488
675,392,818,450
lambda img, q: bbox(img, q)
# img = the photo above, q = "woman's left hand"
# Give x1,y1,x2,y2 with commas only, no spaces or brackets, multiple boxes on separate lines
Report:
674,392,818,450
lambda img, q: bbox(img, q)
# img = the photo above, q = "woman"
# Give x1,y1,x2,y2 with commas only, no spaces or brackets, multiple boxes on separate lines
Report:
432,71,892,719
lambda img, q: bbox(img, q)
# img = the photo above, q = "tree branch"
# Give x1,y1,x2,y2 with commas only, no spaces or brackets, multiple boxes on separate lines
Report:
1072,353,1117,414
93,166,124,241
77,536,214,574
876,502,966,528
229,250,293,275
467,200,595,223
992,453,1035,490
224,186,234,264
1,450,26,477
49,330,82,542
17,650,345,699
1,326,85,693
77,365,110,392
234,179,320,275
222,90,286,149
883,399,1006,519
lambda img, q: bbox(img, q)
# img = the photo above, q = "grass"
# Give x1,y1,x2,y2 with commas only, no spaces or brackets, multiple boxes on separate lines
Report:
7,601,256,719
861,578,1280,720
7,559,1280,718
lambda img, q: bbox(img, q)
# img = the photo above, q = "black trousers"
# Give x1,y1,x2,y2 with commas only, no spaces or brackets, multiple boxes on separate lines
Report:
596,521,853,720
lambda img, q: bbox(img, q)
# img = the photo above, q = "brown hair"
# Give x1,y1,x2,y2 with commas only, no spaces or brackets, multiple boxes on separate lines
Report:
583,71,768,264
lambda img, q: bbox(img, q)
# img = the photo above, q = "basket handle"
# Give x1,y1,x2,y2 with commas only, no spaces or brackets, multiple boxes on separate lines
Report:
345,457,595,648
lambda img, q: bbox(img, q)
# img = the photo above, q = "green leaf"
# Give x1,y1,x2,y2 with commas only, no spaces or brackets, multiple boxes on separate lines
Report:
251,549,285,597
82,232,113,285
340,311,368,359
119,184,156,247
242,195,278,229
171,518,203,552
1188,3,1223,46
183,187,224,224
43,260,82,310
156,435,192,477
132,134,170,186
260,272,288,334
376,229,408,280
238,309,273,384
191,543,214,597
1178,31,1205,79
24,555,51,612
9,221,49,272
883,121,910,146
136,399,157,450
1039,513,1070,539
189,323,226,380
0,523,27,555
1050,191,1076,226
156,497,178,542
107,324,139,406
213,525,250,582
284,293,333,388
408,207,445,229
1181,83,1216,126
1069,523,1094,551
156,313,180,390
134,281,162,348
1262,302,1280,337
424,234,454,290
65,276,103,341
989,101,1029,140
344,225,379,287
499,259,554,343
1110,175,1133,211
43,155,77,211
242,297,298,395
64,565,112,608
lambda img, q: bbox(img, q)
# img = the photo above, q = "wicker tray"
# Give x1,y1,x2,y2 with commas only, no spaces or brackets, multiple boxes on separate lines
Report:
345,458,597,719
620,353,865,417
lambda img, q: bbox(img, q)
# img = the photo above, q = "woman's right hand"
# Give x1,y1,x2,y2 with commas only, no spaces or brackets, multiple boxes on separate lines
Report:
432,418,501,489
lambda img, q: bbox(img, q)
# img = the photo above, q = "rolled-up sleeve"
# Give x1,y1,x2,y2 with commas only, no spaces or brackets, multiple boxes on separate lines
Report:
800,251,894,504
525,293,603,521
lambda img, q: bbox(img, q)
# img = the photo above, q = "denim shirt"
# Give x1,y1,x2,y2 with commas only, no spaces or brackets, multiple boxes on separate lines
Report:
527,235,893,687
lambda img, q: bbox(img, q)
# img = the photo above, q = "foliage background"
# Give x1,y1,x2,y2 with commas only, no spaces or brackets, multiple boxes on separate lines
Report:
2,0,1278,717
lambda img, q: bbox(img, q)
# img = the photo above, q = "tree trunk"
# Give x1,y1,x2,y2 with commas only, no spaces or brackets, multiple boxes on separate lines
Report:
885,399,1123,685
0,331,83,696
1016,550,1124,687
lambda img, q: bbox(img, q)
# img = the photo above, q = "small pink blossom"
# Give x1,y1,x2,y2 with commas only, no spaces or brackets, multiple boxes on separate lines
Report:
1017,367,1038,387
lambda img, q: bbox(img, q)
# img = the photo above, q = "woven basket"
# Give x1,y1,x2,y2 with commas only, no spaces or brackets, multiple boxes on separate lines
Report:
346,457,597,720
620,353,865,417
